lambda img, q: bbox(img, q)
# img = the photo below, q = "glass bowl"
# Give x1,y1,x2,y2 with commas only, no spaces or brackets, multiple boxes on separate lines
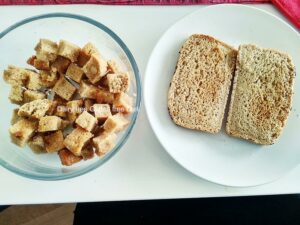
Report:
0,13,141,180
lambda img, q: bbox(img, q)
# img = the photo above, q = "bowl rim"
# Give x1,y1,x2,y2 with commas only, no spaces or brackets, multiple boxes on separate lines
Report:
0,12,141,181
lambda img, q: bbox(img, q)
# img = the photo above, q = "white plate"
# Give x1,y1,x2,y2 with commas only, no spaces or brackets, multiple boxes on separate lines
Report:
144,4,300,187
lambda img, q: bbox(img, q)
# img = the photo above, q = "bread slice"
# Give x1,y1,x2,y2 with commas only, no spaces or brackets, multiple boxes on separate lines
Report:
226,44,296,145
168,34,237,133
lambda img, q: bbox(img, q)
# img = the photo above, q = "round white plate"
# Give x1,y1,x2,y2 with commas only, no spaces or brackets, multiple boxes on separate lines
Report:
144,4,300,187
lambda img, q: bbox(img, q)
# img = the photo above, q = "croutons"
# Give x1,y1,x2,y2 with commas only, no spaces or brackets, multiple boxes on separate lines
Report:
39,70,58,88
28,134,46,153
93,132,117,156
38,116,62,132
51,56,71,74
34,39,58,62
103,113,129,133
95,88,115,104
66,99,83,122
113,92,133,114
23,90,46,103
77,42,100,67
53,76,76,100
82,54,107,84
9,85,24,104
44,130,65,153
93,104,111,121
57,40,81,62
75,111,97,132
3,65,28,86
58,149,82,166
18,99,52,119
78,80,99,99
81,144,95,160
54,105,68,118
11,108,21,125
26,70,41,90
107,73,129,93
66,63,84,83
9,118,37,147
84,99,95,112
107,60,119,74
46,101,58,116
63,127,93,156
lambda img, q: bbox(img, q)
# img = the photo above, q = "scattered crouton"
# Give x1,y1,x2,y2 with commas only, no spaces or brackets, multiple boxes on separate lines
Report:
57,40,81,62
103,113,129,133
34,39,58,62
28,134,46,153
78,80,99,99
46,101,58,115
75,111,97,132
58,149,83,166
113,92,133,114
93,104,112,122
93,131,117,156
26,70,42,90
51,56,71,74
18,99,52,119
54,105,68,118
3,66,29,86
66,63,84,83
82,54,107,84
11,108,21,125
63,127,93,156
77,42,100,67
66,99,83,122
53,76,76,100
44,130,65,153
9,85,24,104
95,88,115,104
9,118,37,147
40,70,58,88
23,90,46,103
81,144,95,160
107,72,129,93
38,116,63,132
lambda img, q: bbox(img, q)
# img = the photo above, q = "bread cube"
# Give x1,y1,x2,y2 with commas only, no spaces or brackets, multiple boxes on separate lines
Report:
58,149,82,166
107,60,119,74
57,40,81,62
11,108,21,125
82,54,107,84
78,80,99,99
53,94,67,105
81,143,95,160
55,105,68,118
34,39,58,62
77,42,100,67
103,113,129,133
84,99,95,112
9,85,24,104
51,56,71,74
96,88,115,104
107,72,129,93
93,104,112,121
40,70,58,88
23,90,46,103
66,99,83,122
75,111,97,132
113,92,133,114
93,132,117,156
44,130,64,153
46,101,58,115
66,63,84,83
38,116,62,132
53,76,76,100
9,118,37,147
63,127,93,156
18,99,52,119
28,134,46,153
26,70,41,90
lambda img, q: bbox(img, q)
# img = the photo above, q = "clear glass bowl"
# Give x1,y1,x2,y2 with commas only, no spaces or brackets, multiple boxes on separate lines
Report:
0,13,141,180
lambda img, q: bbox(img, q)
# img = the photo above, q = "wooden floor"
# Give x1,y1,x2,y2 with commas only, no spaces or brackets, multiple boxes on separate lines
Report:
0,204,76,225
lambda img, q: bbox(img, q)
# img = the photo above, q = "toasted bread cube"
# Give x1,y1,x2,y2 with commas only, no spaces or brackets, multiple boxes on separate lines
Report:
11,108,21,125
78,80,99,99
9,85,24,104
63,127,93,156
34,39,58,62
55,105,68,118
26,71,42,90
9,118,37,147
93,104,112,121
38,116,62,132
113,92,133,114
27,55,36,67
51,56,71,74
84,99,95,112
18,99,52,119
81,144,95,160
107,73,129,93
53,76,76,101
28,134,46,153
66,99,83,122
107,60,120,74
3,65,29,86
103,113,129,133
96,88,115,104
44,130,64,153
75,111,97,132
93,132,117,156
57,40,81,62
82,54,107,84
46,101,58,115
40,70,58,88
23,90,46,103
58,149,82,166
77,42,100,67
66,63,84,83
34,58,50,70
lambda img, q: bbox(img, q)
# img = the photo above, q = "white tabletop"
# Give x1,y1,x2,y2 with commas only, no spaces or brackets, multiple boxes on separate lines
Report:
0,4,299,205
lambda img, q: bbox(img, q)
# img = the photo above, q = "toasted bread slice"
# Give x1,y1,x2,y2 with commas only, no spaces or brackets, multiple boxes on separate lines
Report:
226,45,295,145
168,34,237,133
